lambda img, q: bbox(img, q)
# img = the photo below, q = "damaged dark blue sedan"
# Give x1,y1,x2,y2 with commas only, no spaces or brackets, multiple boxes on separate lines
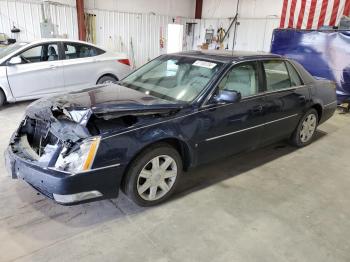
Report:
5,51,337,206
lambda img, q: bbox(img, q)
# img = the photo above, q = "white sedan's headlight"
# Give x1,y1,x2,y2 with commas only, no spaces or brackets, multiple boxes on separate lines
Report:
55,136,101,173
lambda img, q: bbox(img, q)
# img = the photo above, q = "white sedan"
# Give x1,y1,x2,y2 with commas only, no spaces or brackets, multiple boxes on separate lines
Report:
0,39,131,106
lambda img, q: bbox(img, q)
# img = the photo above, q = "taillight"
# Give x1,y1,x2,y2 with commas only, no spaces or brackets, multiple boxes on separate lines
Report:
117,59,130,66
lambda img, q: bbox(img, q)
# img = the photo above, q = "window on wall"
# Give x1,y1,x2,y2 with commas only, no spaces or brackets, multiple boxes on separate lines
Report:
218,62,259,97
263,60,291,91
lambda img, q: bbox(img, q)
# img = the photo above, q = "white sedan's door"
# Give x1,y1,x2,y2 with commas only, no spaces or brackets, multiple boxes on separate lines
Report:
6,43,64,99
62,42,99,92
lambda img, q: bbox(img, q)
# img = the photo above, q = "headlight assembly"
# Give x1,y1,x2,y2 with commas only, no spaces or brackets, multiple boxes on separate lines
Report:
54,136,101,173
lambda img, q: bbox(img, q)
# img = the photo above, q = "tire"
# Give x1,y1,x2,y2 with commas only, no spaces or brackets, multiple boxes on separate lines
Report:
97,75,118,85
0,89,5,107
123,143,183,206
290,108,318,147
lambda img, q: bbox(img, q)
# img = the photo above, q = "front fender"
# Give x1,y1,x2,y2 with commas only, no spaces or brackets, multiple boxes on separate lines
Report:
93,121,196,170
0,66,14,102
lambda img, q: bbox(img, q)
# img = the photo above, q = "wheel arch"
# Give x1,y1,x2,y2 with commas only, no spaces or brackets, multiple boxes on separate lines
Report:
120,137,193,191
0,86,7,104
310,103,322,122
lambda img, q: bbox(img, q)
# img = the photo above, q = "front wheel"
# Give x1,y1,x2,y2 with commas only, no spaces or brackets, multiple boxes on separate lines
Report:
290,109,318,147
123,143,183,206
0,89,5,107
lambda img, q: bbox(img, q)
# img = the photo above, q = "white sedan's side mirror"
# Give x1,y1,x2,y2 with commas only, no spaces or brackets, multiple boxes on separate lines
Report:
8,56,22,65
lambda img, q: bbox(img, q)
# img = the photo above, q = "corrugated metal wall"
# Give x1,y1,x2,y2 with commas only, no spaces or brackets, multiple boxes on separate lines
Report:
0,0,78,41
90,9,195,66
0,0,194,67
0,0,279,66
193,17,280,52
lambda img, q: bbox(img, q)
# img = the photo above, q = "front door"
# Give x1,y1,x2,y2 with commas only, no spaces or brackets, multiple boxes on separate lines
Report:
196,61,266,164
6,43,64,99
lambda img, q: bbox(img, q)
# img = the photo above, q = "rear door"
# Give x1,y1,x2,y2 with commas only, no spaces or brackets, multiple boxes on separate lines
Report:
61,42,102,92
6,42,64,98
260,59,310,145
196,61,267,164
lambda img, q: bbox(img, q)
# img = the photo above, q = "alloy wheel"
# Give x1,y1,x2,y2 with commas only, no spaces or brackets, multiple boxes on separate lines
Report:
300,114,317,143
102,80,116,84
136,155,177,201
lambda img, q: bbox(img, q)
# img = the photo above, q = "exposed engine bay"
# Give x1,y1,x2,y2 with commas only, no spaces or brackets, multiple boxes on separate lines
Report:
10,98,182,167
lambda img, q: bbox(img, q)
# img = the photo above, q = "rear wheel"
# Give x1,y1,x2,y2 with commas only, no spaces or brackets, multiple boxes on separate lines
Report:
97,75,118,85
290,109,318,147
0,89,5,107
123,143,182,206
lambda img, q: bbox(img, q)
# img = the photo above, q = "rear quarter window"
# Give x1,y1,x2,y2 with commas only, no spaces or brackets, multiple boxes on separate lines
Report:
286,61,303,86
64,42,105,59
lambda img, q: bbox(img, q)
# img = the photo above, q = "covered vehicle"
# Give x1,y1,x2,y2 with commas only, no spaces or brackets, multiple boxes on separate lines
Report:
5,51,337,206
0,39,131,107
270,29,350,103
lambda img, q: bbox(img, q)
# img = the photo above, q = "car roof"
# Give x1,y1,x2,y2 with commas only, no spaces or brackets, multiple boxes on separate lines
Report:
19,38,104,50
171,50,283,63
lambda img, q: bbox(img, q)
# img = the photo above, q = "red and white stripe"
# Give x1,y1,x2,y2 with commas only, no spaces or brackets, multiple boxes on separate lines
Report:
280,0,350,29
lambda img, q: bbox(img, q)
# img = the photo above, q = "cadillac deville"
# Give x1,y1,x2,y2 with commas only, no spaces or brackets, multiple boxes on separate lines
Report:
5,51,337,206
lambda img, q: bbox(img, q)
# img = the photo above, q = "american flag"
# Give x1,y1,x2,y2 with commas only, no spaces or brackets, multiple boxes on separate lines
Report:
280,0,350,29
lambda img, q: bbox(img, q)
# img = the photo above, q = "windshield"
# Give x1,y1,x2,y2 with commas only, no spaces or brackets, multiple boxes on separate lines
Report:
120,56,223,103
0,42,28,59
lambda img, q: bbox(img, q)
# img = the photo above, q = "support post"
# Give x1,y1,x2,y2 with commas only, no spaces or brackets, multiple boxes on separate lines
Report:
76,0,86,41
195,0,203,19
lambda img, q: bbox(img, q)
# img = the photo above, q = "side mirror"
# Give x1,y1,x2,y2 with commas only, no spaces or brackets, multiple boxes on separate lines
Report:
8,56,22,65
214,90,241,104
7,38,16,44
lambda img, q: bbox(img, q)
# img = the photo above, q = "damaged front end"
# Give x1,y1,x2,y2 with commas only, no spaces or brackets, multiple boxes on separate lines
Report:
5,95,183,204
9,98,97,176
10,97,182,175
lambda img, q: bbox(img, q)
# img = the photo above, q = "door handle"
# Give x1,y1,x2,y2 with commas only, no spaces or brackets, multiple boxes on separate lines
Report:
299,95,306,103
252,105,263,113
49,65,57,70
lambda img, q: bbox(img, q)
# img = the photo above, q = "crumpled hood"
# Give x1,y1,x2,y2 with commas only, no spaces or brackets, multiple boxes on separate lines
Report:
26,84,182,122
24,84,183,142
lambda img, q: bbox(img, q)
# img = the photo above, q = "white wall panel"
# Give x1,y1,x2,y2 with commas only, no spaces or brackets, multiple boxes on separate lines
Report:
235,17,280,51
0,0,282,66
47,0,196,18
0,0,78,40
202,0,282,19
91,9,195,67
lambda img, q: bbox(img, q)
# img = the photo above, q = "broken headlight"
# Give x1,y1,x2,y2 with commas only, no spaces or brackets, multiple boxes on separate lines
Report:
54,136,101,173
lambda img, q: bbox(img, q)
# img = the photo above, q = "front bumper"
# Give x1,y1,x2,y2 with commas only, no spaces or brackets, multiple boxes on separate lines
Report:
5,147,125,205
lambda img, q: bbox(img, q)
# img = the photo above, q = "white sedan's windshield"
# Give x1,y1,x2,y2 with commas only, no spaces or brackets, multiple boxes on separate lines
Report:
0,42,28,59
120,56,223,103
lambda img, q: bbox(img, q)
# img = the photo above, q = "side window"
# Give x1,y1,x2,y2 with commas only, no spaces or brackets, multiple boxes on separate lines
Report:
64,43,102,59
20,43,58,63
263,60,291,91
286,61,303,86
218,62,259,98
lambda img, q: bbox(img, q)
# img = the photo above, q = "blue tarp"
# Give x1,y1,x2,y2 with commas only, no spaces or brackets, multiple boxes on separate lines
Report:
270,29,350,103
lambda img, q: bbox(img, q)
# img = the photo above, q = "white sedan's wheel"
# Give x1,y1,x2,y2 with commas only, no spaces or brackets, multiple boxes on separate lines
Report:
0,89,5,107
97,75,118,85
137,155,177,201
